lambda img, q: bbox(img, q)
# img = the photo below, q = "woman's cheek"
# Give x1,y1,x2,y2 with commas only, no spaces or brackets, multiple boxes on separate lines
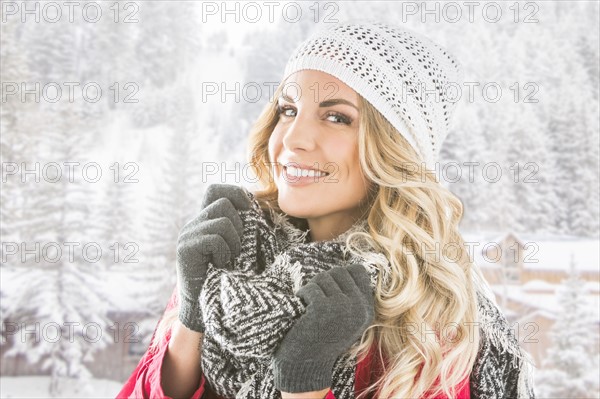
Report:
267,133,278,163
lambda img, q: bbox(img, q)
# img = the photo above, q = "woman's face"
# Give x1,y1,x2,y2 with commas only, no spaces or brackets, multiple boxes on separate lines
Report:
268,69,371,241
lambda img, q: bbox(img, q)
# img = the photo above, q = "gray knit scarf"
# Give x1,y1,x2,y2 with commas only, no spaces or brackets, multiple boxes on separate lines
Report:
198,191,536,399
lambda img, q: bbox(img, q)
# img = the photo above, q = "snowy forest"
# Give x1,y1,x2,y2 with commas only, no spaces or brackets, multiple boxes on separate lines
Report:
1,0,599,397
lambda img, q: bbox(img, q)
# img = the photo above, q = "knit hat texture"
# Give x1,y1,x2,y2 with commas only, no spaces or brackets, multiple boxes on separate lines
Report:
282,22,463,171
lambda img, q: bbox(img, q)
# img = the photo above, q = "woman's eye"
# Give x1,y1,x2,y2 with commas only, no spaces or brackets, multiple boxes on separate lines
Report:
326,112,352,125
276,105,352,125
277,105,296,117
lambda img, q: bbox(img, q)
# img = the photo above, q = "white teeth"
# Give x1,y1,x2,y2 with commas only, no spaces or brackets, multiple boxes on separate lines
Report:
286,166,328,178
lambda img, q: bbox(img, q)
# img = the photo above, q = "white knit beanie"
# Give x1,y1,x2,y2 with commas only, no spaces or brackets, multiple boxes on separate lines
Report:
282,22,463,171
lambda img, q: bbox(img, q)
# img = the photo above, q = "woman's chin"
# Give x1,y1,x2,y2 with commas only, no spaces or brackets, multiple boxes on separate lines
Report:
278,200,316,220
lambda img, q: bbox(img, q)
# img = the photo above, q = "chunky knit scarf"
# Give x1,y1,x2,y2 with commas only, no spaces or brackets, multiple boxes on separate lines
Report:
198,191,536,399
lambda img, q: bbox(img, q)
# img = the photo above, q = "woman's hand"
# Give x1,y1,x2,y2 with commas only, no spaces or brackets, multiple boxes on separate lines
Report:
272,264,375,394
176,184,251,332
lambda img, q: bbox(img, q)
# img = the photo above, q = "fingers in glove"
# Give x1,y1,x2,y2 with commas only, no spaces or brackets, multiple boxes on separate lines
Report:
345,264,376,328
183,198,244,238
327,267,361,297
201,183,252,211
345,264,373,299
311,272,345,298
183,233,233,269
296,281,326,306
180,217,242,257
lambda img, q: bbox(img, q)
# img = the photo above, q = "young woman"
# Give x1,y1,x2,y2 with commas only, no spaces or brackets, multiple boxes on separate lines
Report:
118,22,535,399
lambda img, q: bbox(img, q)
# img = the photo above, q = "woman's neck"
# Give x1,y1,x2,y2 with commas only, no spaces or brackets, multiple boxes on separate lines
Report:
306,213,367,242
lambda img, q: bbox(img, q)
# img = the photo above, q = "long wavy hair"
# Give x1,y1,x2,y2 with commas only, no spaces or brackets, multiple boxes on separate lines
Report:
246,80,482,398
151,79,483,398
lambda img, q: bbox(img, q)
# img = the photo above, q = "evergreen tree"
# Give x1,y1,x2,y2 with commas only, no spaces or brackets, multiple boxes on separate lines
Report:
4,101,114,396
2,16,113,395
140,82,206,317
535,253,599,396
0,17,31,244
90,161,138,271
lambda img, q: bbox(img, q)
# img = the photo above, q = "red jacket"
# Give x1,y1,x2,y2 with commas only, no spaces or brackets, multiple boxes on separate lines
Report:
117,289,470,399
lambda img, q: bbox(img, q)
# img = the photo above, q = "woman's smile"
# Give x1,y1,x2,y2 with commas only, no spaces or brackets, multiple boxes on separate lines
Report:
278,162,332,187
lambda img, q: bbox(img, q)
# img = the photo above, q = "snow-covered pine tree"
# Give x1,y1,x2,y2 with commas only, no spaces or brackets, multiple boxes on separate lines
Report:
433,17,504,233
441,101,493,233
79,0,141,113
535,253,599,397
570,94,600,237
4,103,115,396
90,161,138,271
540,3,600,237
130,1,202,128
0,16,33,246
2,17,114,396
136,79,207,327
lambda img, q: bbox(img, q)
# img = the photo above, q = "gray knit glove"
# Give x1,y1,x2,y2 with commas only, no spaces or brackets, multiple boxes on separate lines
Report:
176,184,251,332
271,264,375,393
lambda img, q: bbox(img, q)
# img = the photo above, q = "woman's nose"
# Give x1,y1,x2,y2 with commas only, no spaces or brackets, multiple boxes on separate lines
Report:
282,111,317,152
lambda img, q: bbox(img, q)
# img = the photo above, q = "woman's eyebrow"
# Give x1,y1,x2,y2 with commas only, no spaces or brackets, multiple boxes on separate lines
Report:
279,93,358,110
319,98,358,110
